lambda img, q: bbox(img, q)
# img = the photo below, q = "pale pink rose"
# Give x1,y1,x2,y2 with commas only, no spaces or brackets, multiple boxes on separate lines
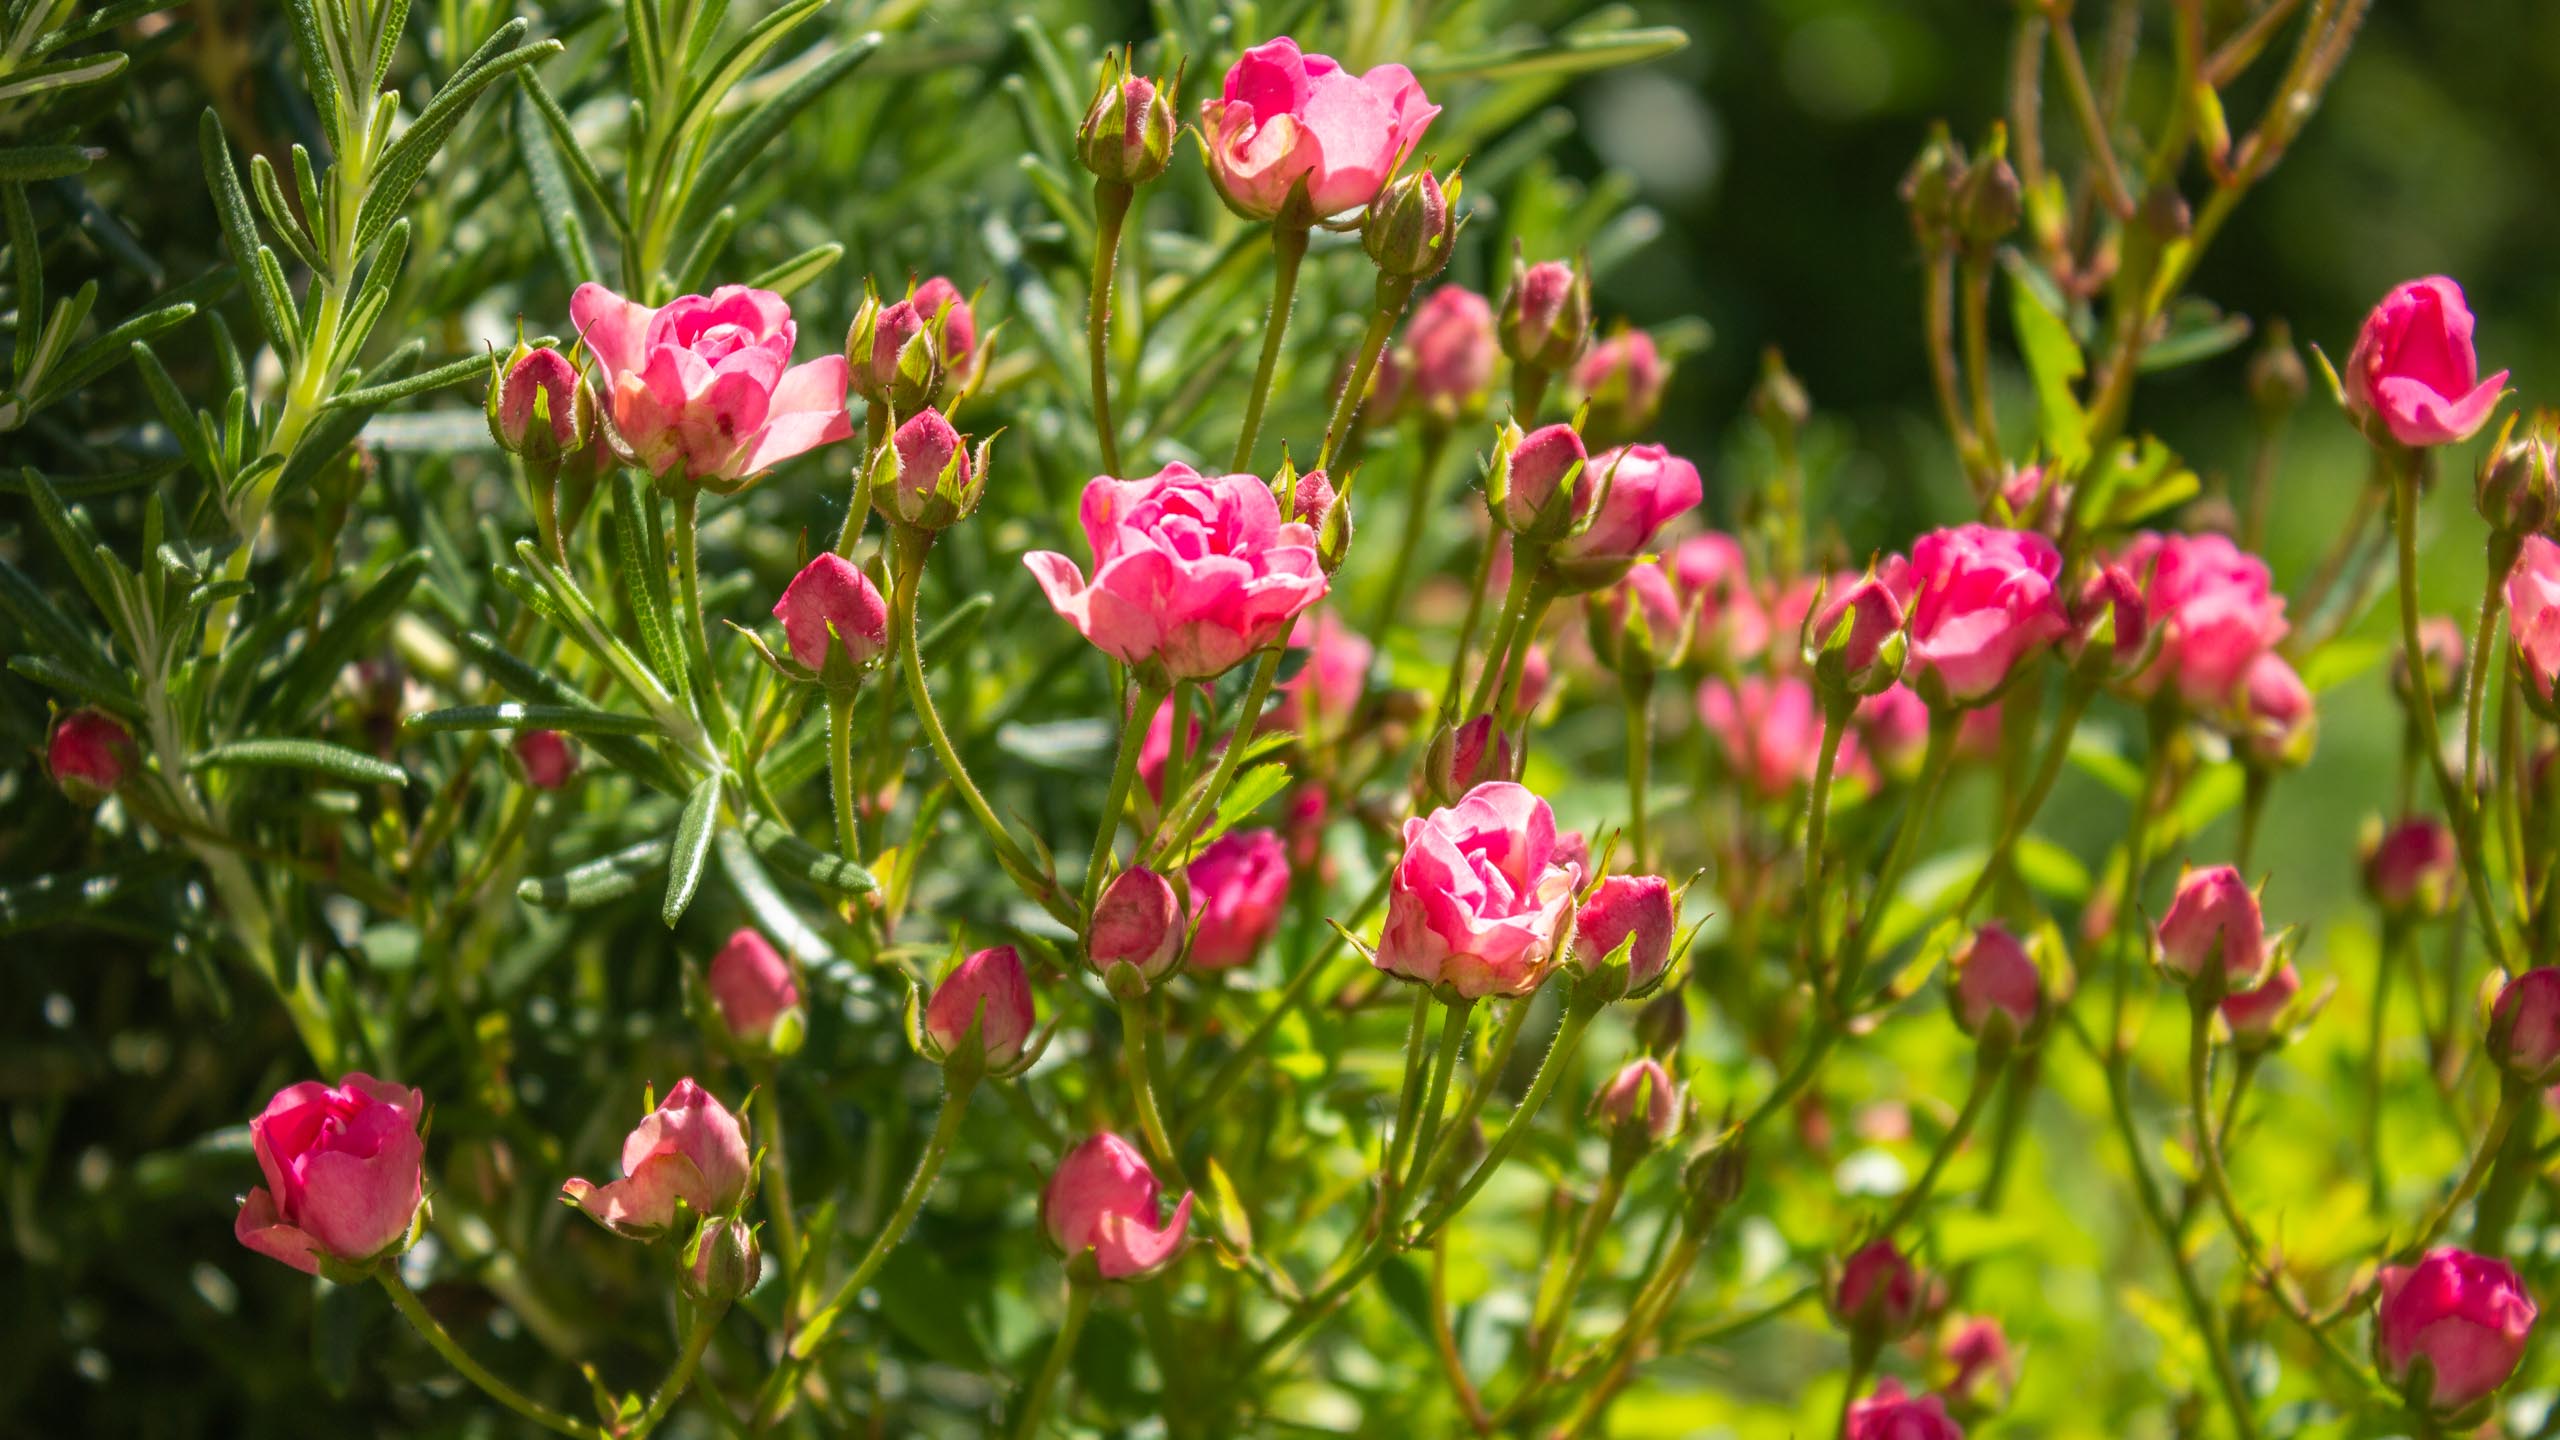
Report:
1670,532,1770,663
2344,276,2507,448
1402,286,1497,421
1041,1133,1193,1281
1573,874,1678,991
2506,534,2560,701
1701,675,1862,799
48,708,136,802
235,1073,425,1274
1551,443,1703,587
1273,612,1371,735
1026,464,1329,680
2492,969,2560,1079
1593,1057,1681,1144
1834,1238,1923,1341
569,282,850,485
1845,1378,1964,1440
2220,962,2300,1044
1900,525,2067,704
1090,867,1185,981
2155,865,2264,988
511,730,576,791
2116,531,2289,708
923,945,1036,1068
1186,829,1291,970
1377,781,1583,998
2375,1247,2537,1413
1200,37,1437,222
773,553,890,673
561,1079,751,1239
1951,923,2040,1039
708,927,801,1043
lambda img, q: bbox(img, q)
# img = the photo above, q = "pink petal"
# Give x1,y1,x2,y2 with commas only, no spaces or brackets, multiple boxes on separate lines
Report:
570,283,657,384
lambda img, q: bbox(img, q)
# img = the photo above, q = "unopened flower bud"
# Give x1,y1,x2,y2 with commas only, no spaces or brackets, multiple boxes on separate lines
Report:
1587,563,1687,677
848,294,941,415
1570,330,1667,444
1833,1238,1924,1347
1042,1133,1192,1282
2067,562,2150,673
1949,923,2041,1045
2478,422,2559,538
2155,865,2267,995
921,945,1036,1071
2361,816,2458,920
1593,1057,1683,1151
708,928,804,1053
2375,1247,2537,1416
1490,420,1589,537
1572,874,1679,995
1078,65,1176,188
1938,1315,2019,1415
682,1216,763,1305
873,407,987,530
2490,968,2560,1084
487,344,592,467
1682,1129,1747,1230
1362,167,1456,281
2393,615,2466,709
1421,715,1514,806
2141,180,2192,243
2239,653,2316,769
1899,128,1963,248
2247,319,2308,421
773,554,891,683
2220,962,2302,1050
512,729,577,791
1090,867,1185,983
1955,149,2021,247
1753,348,1810,440
1498,255,1590,374
48,708,136,803
1810,570,1909,699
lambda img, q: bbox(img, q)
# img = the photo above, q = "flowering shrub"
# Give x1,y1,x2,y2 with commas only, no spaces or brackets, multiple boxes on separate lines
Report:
11,2,2560,1437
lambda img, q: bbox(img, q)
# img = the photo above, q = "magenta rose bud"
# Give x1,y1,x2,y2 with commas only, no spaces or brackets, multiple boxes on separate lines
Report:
1186,829,1291,971
911,276,981,389
875,406,984,530
1377,781,1584,999
2067,561,2150,671
486,343,591,464
1949,923,2041,1043
1845,1378,1965,1440
2239,652,2316,768
1549,443,1703,591
2344,276,2508,448
1672,532,1771,665
1026,463,1329,681
1500,257,1590,373
1593,1057,1683,1148
2220,961,2302,1048
2375,1247,2537,1414
1573,874,1679,994
568,282,851,488
2490,969,2560,1082
561,1078,750,1240
1833,1238,1924,1345
1571,330,1668,443
1422,714,1517,807
2507,535,2560,706
1810,568,1910,697
1901,524,2068,706
708,927,803,1048
2363,816,2459,919
1041,1132,1194,1281
2154,864,2266,993
1199,37,1438,223
234,1073,426,1275
1495,421,1590,535
1403,286,1497,422
1089,866,1186,983
850,295,937,412
922,944,1036,1070
1079,68,1177,187
48,708,137,803
773,553,890,678
2117,531,2290,709
1274,612,1371,737
512,729,577,791
1939,1315,2018,1410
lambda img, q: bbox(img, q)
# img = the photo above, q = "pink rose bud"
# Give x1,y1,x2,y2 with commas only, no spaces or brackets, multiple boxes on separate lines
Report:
2067,562,2149,671
2509,534,2560,706
1378,781,1583,998
1810,569,1909,697
1549,444,1704,591
1939,1315,2017,1410
1702,675,1859,800
1273,611,1371,737
874,406,984,530
708,927,803,1046
2239,651,2316,768
2362,816,2459,918
47,708,136,803
1573,874,1679,994
1362,166,1456,281
2344,276,2507,448
1199,37,1438,223
234,1073,426,1275
2116,531,2290,709
2154,864,2266,992
922,945,1037,1070
2220,961,2302,1047
1282,466,1337,529
1185,829,1291,970
1588,562,1687,675
1422,714,1517,807
1997,463,2064,532
911,276,981,390
1846,1378,1965,1440
1571,330,1668,443
681,1214,763,1305
1671,532,1772,665
2374,1247,2537,1414
773,553,891,677
1079,66,1176,188
2394,614,2467,707
1833,1238,1924,1344
1027,463,1330,680
1902,524,2067,706
1090,866,1186,982
1403,286,1498,422
1499,256,1590,373
1041,1132,1194,1281
1856,684,1930,781
2478,424,2558,537
849,295,938,412
1495,421,1591,534
512,729,577,791
2491,969,2560,1081
561,1079,752,1240
568,282,850,488
486,343,591,465
1949,923,2041,1042
1593,1057,1683,1147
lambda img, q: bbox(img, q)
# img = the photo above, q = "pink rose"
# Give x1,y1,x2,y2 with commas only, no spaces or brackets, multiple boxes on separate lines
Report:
2220,962,2301,1045
1498,422,1591,533
1186,829,1291,970
773,553,890,674
1589,562,1688,672
880,407,980,529
923,945,1037,1069
1939,1315,2017,1408
1500,258,1590,371
1950,923,2040,1040
2375,1247,2536,1413
1834,1238,1924,1342
2116,531,2289,708
2238,652,2315,767
1593,1057,1682,1145
1089,867,1185,981
2491,969,2560,1080
2155,865,2265,989
1401,286,1497,421
2344,276,2507,448
1900,524,2068,704
1377,781,1584,998
1812,569,1909,691
569,282,851,487
487,344,589,462
1041,1133,1194,1281
235,1073,425,1274
2506,534,2560,701
561,1078,751,1239
1701,675,1860,800
1026,464,1330,680
1856,684,1931,780
2067,561,2150,669
1572,873,1678,992
48,708,136,803
2363,816,2458,918
1670,532,1770,664
511,729,576,791
1423,713,1517,807
1845,1379,1965,1440
1551,443,1703,588
1571,330,1667,442
708,927,801,1044
1200,37,1437,222
1273,612,1372,736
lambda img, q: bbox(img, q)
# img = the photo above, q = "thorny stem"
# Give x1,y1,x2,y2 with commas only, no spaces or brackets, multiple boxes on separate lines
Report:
1154,647,1284,860
1086,677,1167,920
1321,274,1419,468
1088,179,1135,476
1005,1278,1094,1440
1118,987,1193,1193
1231,224,1311,472
377,1272,608,1440
825,689,860,865
1409,997,1602,1246
627,1306,722,1438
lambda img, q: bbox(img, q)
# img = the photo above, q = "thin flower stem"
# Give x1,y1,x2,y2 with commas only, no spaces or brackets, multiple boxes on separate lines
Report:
1173,868,1393,1139
1957,677,2098,918
1832,1350,1875,1440
1525,1165,1628,1377
1411,993,1536,1192
1879,1051,2002,1236
1088,179,1135,476
1428,1236,1494,1433
1117,987,1193,1193
1086,678,1167,920
1231,224,1311,473
1544,1228,1705,1437
1320,275,1418,468
1155,648,1283,860
1466,553,1541,717
1495,588,1560,721
2367,917,2404,1209
2046,10,2136,218
1443,532,1503,717
2407,1083,2524,1254
2464,552,2510,802
376,1272,608,1440
825,690,860,865
628,1306,722,1438
1006,1278,1095,1440
672,487,732,744
1401,998,1479,1204
1380,989,1438,1206
1833,711,1961,1010
1800,697,1853,976
1511,364,1552,425
1370,423,1453,643
755,1064,804,1282
1958,247,2002,472
1919,249,1978,488
1409,997,1602,1246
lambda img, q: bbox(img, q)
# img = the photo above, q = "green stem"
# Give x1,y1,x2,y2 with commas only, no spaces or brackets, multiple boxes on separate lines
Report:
2464,547,2510,803
756,1065,804,1283
833,405,889,559
1410,998,1602,1246
1401,997,1478,1205
1231,224,1311,472
629,1306,721,1438
1006,1278,1094,1440
1511,364,1552,425
1919,248,1978,486
672,487,731,743
1878,1051,2001,1236
2367,917,2403,1210
1379,989,1438,1208
1832,1348,1876,1440
1370,423,1453,643
1173,869,1393,1140
1086,678,1167,920
1956,678,2097,918
1117,986,1192,1192
1465,546,1541,717
825,690,860,865
1833,711,1961,1009
1089,179,1135,476
1411,993,1536,1193
376,1272,608,1440
1525,1166,1628,1377
1442,533,1503,717
1958,247,2002,473
2407,1083,2524,1253
1320,274,1418,468
1155,648,1283,860
1800,696,1853,978
2470,1097,2543,1254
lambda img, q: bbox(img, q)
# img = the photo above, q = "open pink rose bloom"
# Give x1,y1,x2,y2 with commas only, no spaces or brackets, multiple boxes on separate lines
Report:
570,282,851,487
1200,37,1438,221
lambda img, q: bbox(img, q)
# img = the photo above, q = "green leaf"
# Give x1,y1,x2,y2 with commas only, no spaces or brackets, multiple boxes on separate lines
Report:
6,181,40,379
0,552,117,682
663,774,720,926
2014,835,2093,903
738,814,877,895
2065,725,2143,799
258,550,429,723
2137,301,2253,374
610,470,688,695
2005,253,2090,471
746,241,840,298
353,24,564,259
0,144,97,182
34,299,198,407
320,352,491,410
517,837,672,910
402,703,659,736
7,654,142,720
455,630,691,795
191,738,408,786
1416,25,1688,84
672,31,883,242
512,81,604,284
198,112,291,353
